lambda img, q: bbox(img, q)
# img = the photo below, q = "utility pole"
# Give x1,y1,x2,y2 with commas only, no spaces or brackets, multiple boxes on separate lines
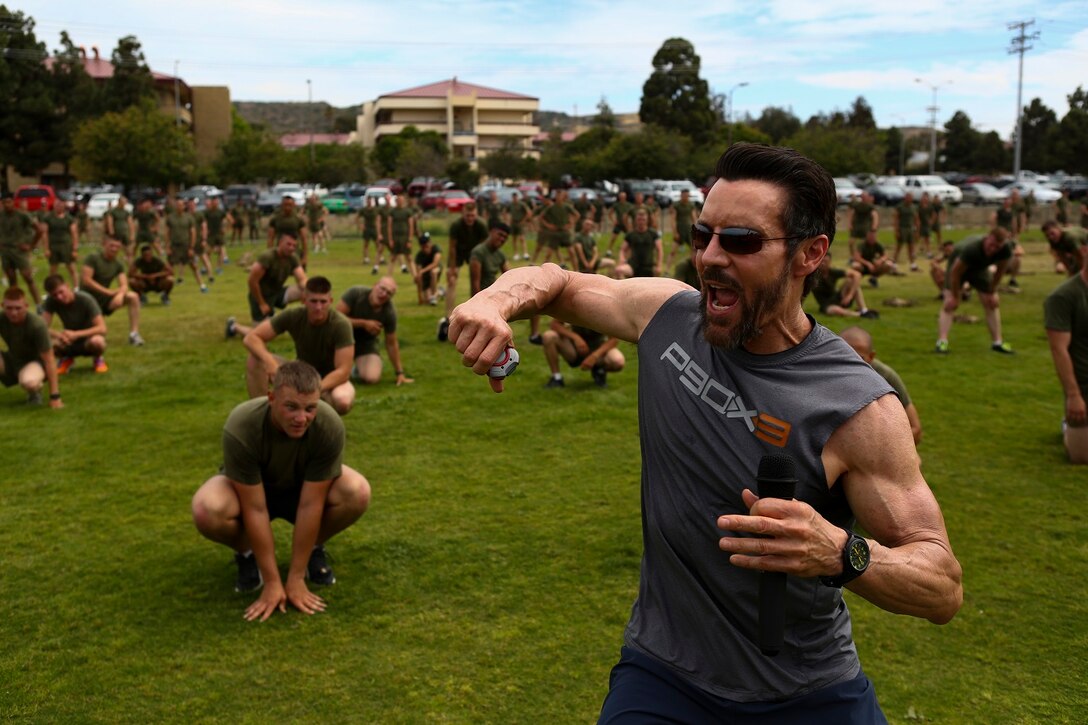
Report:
1008,19,1038,180
915,78,951,175
173,60,180,127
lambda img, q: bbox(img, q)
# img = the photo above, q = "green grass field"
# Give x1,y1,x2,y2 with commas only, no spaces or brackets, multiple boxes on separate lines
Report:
1,212,1085,723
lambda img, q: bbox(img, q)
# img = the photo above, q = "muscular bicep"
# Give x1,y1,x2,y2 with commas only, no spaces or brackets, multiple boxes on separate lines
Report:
824,395,948,549
541,270,687,343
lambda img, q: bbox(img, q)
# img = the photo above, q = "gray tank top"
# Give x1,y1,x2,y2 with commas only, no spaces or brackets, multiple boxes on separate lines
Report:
625,290,894,702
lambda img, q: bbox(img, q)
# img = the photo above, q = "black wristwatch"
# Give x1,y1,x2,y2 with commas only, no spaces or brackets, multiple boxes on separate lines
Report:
820,529,870,588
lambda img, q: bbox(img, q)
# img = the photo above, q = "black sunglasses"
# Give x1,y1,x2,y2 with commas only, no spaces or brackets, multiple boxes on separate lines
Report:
691,223,801,255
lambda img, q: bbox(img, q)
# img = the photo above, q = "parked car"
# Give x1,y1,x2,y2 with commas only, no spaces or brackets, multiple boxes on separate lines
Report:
223,184,259,208
363,187,394,207
86,192,132,220
959,182,1008,206
14,184,57,212
565,188,600,205
271,183,306,204
438,190,473,214
302,183,328,199
371,178,403,196
1060,177,1088,200
420,190,445,211
900,175,963,204
833,177,864,205
1002,180,1061,203
342,185,367,212
408,176,448,198
475,187,523,207
322,191,350,214
176,187,223,212
864,184,906,206
621,179,658,202
654,180,705,208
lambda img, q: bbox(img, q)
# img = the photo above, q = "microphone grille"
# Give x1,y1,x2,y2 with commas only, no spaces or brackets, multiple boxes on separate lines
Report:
757,453,796,481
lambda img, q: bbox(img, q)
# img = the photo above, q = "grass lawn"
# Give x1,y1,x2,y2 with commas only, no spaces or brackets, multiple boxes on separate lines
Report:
1,212,1085,723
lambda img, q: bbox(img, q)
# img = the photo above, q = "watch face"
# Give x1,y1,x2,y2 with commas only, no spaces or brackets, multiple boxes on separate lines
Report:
847,538,869,572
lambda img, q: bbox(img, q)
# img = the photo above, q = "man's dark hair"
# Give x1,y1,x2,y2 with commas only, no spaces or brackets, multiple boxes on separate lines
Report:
3,286,26,301
1041,219,1060,233
715,144,837,295
272,360,322,394
305,276,332,295
43,274,66,294
488,220,511,234
140,244,152,253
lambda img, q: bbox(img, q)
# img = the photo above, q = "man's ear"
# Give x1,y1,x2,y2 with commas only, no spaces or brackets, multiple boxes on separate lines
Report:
795,235,830,278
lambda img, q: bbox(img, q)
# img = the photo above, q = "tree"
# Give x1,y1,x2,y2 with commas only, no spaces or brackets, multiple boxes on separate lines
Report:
370,126,448,177
49,31,100,178
1058,86,1088,174
638,38,718,145
72,100,196,188
941,111,978,171
445,158,477,192
883,127,905,174
479,138,529,181
598,125,690,181
846,97,877,130
783,125,883,176
395,140,446,181
752,107,801,144
213,111,288,184
102,35,154,113
973,131,1008,174
0,6,54,184
1018,98,1059,172
593,96,616,130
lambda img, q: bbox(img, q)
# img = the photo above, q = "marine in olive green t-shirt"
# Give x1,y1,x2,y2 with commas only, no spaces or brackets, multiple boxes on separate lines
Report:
339,286,397,356
82,250,126,309
222,396,344,496
1044,274,1088,398
469,241,507,292
0,310,51,376
269,306,353,376
41,290,102,333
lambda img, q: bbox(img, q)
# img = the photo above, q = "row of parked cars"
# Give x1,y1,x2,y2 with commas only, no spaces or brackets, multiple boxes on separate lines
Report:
831,172,1082,208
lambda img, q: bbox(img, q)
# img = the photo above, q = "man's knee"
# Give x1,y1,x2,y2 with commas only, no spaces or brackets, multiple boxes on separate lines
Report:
980,293,1000,310
605,349,626,372
333,467,371,516
327,382,356,415
191,476,238,534
18,362,44,390
87,336,107,355
541,330,559,348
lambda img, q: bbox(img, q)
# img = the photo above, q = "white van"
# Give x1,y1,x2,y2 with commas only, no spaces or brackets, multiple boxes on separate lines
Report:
901,175,962,204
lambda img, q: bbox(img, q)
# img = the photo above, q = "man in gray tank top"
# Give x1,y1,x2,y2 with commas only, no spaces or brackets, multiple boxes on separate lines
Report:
448,144,963,722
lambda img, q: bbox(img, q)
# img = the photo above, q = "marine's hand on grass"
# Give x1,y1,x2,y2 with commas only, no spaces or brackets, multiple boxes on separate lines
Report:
285,578,327,615
244,580,287,622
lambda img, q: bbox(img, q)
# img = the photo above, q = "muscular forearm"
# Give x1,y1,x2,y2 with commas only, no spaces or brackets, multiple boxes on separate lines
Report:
287,498,323,582
1049,344,1082,398
849,534,962,624
240,504,280,586
476,264,569,323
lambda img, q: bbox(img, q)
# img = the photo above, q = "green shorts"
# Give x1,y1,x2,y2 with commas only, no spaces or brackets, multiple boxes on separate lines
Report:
168,246,190,266
248,287,289,323
1,247,31,273
554,231,572,248
392,234,410,255
362,229,378,242
510,224,523,237
897,230,916,244
49,245,74,264
207,234,225,248
946,262,993,293
675,226,692,246
136,229,155,244
1,351,22,387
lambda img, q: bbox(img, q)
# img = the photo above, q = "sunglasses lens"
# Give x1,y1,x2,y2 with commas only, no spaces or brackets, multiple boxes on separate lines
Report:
691,224,713,250
720,229,763,255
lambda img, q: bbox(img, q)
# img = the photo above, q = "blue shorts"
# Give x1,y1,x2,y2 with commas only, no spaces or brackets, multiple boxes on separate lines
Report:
598,646,887,725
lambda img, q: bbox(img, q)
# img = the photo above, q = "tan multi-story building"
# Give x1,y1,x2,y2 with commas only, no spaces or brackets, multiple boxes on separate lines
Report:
356,78,540,167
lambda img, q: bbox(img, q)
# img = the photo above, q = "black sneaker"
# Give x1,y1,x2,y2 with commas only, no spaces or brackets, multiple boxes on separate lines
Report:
26,390,43,406
225,316,237,339
868,277,878,288
528,333,543,345
591,364,608,388
234,552,263,593
307,545,336,586
860,309,880,320
544,377,565,388
437,317,449,342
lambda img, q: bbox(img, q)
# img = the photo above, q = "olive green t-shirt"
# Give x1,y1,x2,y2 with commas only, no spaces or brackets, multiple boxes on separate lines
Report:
0,311,51,367
542,202,576,230
574,232,597,273
222,397,344,494
1044,274,1088,396
508,201,530,224
995,207,1015,232
133,255,167,277
624,230,658,273
870,358,911,408
134,208,158,236
849,201,874,237
106,206,131,234
0,209,35,249
611,201,633,229
42,213,75,248
1051,227,1086,257
859,240,886,262
254,249,301,302
83,251,125,289
165,211,195,248
359,206,379,235
269,307,353,376
340,286,398,352
305,202,324,226
269,211,306,239
951,236,1013,274
896,202,917,232
42,290,102,331
389,207,414,238
469,242,507,292
203,207,228,240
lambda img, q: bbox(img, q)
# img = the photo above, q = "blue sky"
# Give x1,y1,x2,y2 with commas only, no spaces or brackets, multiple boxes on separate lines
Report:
19,1,1088,137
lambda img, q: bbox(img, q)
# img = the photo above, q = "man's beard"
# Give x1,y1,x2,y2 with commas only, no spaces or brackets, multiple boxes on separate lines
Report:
699,263,792,350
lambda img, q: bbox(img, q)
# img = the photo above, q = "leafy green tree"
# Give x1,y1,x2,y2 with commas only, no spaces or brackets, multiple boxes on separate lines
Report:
72,99,196,188
308,143,368,187
973,131,1008,173
783,125,883,176
102,35,154,113
941,111,979,171
847,97,877,130
479,138,529,181
883,127,905,174
752,107,801,144
0,6,54,184
639,38,718,145
598,125,690,180
213,111,288,183
396,140,446,181
371,126,448,177
1018,98,1059,172
445,158,478,191
49,31,101,176
1057,86,1088,174
593,97,616,129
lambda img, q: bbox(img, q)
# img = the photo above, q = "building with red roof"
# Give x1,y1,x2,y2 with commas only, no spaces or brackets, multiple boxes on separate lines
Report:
356,78,540,167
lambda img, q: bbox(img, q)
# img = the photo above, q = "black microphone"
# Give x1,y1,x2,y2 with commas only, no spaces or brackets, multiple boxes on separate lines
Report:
756,453,797,657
